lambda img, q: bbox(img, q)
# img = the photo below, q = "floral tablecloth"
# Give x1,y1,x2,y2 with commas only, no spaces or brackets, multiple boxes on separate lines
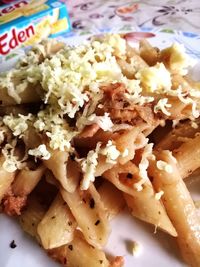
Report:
66,0,200,35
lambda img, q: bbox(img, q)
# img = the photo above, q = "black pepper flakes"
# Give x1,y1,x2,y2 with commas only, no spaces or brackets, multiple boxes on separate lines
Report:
68,221,72,226
63,258,67,265
68,245,73,251
89,198,95,209
10,240,17,249
99,260,103,264
95,220,100,226
51,216,56,219
127,173,133,179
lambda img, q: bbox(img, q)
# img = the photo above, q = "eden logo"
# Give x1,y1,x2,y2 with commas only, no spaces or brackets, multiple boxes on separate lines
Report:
0,1,28,16
0,25,35,55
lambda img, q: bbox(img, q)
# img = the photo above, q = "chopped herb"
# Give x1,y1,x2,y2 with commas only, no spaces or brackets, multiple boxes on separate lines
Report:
127,173,133,179
68,245,73,251
89,198,95,209
95,220,100,226
10,240,17,249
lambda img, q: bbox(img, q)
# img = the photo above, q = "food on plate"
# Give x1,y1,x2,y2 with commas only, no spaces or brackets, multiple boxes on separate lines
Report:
0,34,200,267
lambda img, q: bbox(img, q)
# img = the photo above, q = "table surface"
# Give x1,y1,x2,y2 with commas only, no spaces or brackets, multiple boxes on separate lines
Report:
66,0,200,36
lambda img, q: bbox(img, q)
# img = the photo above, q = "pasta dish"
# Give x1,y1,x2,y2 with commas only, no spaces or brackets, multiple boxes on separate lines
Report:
0,34,200,267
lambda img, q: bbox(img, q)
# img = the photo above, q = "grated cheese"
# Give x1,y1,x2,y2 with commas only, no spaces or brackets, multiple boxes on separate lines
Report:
100,140,120,164
28,144,51,160
80,143,101,190
157,160,173,173
2,142,25,172
130,241,143,257
3,113,33,138
135,142,154,191
155,190,164,200
154,98,172,116
76,112,113,132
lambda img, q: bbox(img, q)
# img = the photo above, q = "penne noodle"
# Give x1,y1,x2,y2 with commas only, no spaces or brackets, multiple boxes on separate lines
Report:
19,194,47,242
37,194,77,250
174,134,200,178
48,230,110,267
149,150,200,267
44,149,79,193
103,162,177,237
98,180,125,220
12,164,46,197
0,156,16,203
60,184,110,249
156,119,200,151
139,39,160,66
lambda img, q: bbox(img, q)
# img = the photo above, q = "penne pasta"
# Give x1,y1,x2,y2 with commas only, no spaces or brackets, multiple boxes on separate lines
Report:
37,194,77,249
103,162,177,236
48,230,110,267
98,180,125,220
12,164,46,197
60,184,110,248
174,134,200,178
0,156,16,203
149,150,200,267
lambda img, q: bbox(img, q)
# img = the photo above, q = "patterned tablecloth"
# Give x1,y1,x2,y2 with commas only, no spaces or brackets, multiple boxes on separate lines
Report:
66,0,200,35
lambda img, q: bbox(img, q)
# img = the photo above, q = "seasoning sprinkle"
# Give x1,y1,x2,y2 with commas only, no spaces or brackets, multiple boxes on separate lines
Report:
127,173,133,179
68,221,72,226
10,240,17,249
95,219,100,226
89,198,95,209
68,245,73,251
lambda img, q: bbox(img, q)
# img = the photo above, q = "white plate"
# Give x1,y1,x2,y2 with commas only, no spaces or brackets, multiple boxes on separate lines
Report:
0,29,200,267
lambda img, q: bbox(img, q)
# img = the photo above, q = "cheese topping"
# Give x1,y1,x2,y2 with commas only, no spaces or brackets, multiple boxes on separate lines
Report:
155,190,164,200
154,98,172,116
80,143,101,190
28,144,51,160
135,63,172,93
100,140,120,164
2,142,25,172
3,113,33,137
76,112,113,132
157,160,173,173
130,241,143,257
0,34,199,182
161,43,196,75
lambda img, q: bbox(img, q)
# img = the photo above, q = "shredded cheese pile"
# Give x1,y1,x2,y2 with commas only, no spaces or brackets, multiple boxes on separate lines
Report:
0,34,199,190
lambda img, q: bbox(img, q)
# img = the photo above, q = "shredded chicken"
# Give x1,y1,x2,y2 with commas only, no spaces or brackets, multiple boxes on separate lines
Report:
100,83,157,126
2,188,27,216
